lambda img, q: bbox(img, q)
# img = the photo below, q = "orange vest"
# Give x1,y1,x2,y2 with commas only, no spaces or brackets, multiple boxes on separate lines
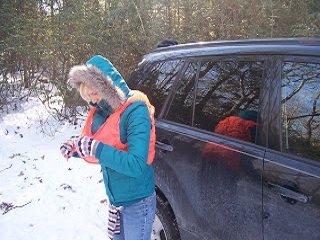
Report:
202,116,257,171
214,116,256,142
81,90,156,165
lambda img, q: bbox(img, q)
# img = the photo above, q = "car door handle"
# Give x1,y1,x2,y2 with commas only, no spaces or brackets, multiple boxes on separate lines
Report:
268,182,309,204
156,141,173,152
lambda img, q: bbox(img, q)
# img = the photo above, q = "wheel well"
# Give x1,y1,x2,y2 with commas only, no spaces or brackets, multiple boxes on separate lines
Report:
155,186,178,222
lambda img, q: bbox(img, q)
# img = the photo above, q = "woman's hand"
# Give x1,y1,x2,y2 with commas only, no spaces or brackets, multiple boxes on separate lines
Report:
60,141,76,160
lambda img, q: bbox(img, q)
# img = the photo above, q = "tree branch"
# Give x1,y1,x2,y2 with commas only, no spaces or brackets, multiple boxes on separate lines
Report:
0,164,12,173
2,201,32,215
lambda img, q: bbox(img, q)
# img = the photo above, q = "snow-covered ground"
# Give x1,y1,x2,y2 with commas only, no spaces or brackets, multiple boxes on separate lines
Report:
0,97,109,240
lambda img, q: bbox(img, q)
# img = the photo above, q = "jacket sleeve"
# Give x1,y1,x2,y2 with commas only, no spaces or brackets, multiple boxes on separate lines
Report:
94,102,151,178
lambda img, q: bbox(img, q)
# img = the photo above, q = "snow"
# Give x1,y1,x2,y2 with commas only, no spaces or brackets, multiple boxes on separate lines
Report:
0,97,109,240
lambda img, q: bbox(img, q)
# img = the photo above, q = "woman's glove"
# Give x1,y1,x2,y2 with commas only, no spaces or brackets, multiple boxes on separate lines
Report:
75,136,100,158
60,141,75,160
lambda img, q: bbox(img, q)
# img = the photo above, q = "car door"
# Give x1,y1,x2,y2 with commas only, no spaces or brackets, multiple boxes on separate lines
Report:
156,56,269,240
263,56,320,240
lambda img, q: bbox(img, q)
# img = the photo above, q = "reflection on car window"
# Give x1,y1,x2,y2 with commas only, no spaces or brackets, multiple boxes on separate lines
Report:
281,61,320,161
194,60,263,142
165,59,264,145
128,59,184,117
166,62,198,125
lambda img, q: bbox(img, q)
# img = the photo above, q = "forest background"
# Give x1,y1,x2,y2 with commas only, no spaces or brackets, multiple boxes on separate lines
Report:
1,0,320,119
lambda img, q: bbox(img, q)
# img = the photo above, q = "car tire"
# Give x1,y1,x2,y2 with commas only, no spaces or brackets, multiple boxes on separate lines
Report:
152,193,181,240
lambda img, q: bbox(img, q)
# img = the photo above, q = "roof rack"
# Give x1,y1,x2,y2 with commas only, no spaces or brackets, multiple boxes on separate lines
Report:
152,38,320,53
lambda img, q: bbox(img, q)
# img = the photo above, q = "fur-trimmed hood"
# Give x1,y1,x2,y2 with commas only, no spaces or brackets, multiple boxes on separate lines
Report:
68,55,132,110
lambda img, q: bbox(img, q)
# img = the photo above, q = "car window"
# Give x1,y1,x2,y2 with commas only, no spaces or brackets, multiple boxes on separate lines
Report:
165,62,198,125
281,61,320,161
127,59,184,117
166,58,264,145
194,60,263,143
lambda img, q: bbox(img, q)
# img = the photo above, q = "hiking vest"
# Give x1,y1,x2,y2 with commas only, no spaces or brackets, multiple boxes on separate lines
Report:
81,90,156,165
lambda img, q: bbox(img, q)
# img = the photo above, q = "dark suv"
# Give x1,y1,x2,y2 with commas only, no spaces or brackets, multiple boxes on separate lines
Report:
128,38,320,240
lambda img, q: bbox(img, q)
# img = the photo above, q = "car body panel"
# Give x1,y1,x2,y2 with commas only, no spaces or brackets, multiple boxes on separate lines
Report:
262,54,320,239
155,121,265,239
263,150,320,240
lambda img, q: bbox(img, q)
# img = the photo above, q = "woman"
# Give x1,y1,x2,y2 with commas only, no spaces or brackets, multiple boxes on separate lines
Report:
60,55,156,240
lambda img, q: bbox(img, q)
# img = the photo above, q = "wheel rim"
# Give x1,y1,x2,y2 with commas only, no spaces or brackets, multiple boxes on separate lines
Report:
151,214,167,240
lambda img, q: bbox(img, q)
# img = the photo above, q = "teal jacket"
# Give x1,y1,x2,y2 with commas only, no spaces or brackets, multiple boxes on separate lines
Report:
94,100,155,206
71,55,155,207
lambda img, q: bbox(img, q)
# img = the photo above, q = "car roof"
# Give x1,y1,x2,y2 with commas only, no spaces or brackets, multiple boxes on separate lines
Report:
143,38,320,62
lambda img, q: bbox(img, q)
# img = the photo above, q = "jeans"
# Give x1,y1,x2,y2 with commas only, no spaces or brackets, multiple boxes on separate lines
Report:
113,192,156,240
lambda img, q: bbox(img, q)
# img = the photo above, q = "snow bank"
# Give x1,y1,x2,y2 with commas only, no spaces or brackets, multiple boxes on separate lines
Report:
0,97,108,240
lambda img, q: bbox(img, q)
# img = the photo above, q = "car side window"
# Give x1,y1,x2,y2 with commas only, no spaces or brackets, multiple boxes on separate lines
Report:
194,60,263,143
165,62,198,125
128,59,184,117
281,61,320,161
166,58,264,145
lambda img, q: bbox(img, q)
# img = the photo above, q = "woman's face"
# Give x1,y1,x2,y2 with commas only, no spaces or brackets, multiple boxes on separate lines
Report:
86,86,101,104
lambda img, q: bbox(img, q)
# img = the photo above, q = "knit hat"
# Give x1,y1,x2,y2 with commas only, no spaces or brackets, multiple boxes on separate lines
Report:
238,110,258,122
156,38,179,48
